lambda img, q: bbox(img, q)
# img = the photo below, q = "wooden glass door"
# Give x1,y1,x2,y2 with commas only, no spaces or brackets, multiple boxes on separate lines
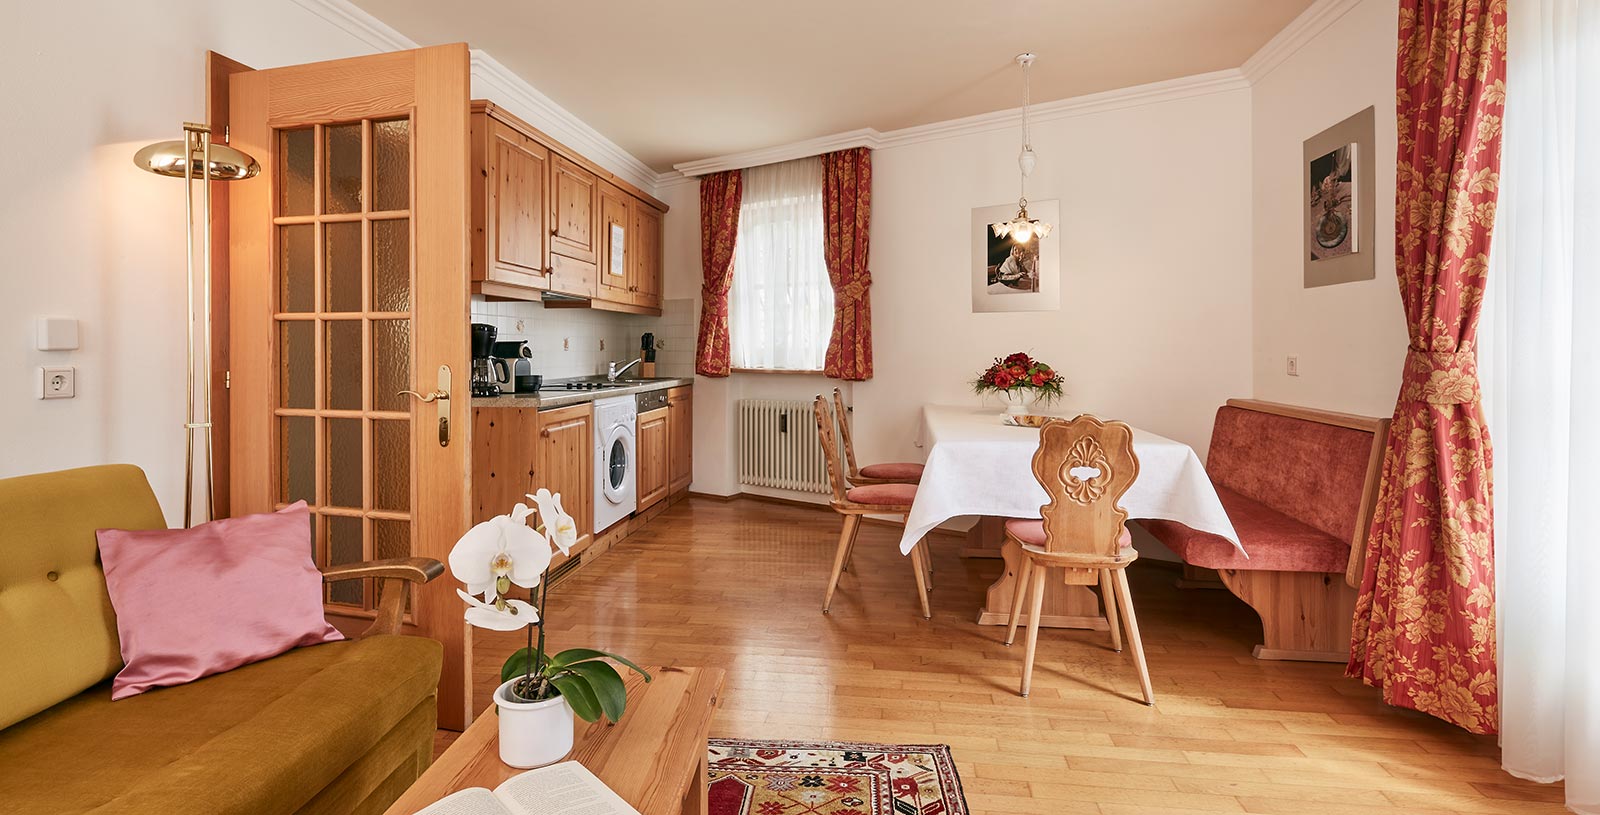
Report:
227,45,472,729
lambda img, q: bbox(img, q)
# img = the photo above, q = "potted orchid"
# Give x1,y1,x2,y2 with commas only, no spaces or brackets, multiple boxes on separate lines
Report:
449,488,650,768
973,352,1066,417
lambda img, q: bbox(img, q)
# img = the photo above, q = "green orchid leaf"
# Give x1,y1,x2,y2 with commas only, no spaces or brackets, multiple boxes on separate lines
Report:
548,673,603,723
566,661,627,722
500,647,543,683
547,648,652,681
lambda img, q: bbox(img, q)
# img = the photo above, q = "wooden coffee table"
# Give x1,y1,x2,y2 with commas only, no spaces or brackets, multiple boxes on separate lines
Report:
384,666,724,815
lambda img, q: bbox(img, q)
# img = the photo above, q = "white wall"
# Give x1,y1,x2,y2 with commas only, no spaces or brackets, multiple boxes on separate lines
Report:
1250,0,1406,416
0,1,391,524
662,87,1257,498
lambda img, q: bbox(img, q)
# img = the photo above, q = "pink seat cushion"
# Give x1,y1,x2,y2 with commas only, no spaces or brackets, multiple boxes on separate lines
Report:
1142,485,1350,573
96,501,342,699
845,483,918,507
857,462,925,481
1005,519,1132,550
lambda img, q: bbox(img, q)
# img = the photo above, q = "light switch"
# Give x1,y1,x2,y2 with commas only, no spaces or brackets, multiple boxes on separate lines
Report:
38,367,75,399
36,317,80,351
1287,356,1300,377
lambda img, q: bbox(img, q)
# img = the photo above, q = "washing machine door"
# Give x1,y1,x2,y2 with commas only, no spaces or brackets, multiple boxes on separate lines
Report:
601,424,631,504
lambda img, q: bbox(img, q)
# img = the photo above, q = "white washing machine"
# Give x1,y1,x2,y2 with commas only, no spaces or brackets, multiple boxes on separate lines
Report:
593,395,637,533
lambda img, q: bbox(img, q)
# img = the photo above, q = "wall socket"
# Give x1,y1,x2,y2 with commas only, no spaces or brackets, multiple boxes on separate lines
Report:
38,366,75,399
1287,356,1300,377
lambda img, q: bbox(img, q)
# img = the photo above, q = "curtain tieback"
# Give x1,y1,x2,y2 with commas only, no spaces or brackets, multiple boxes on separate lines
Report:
834,276,872,304
1400,348,1481,405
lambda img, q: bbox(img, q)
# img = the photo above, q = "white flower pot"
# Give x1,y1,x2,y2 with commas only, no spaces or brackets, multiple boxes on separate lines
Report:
494,678,575,769
998,390,1032,417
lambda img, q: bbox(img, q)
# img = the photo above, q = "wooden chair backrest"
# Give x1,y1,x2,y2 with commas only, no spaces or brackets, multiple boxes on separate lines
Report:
812,395,850,503
831,388,861,476
1031,415,1141,557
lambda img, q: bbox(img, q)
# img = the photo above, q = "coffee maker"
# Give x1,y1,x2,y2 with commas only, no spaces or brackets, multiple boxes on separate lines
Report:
492,340,539,394
471,323,509,396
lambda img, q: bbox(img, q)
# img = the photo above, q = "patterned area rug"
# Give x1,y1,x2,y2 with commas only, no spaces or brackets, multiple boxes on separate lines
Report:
706,738,968,815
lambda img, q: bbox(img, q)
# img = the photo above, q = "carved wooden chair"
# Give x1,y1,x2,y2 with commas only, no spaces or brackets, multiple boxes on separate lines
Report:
814,395,933,618
1002,415,1152,704
832,388,924,486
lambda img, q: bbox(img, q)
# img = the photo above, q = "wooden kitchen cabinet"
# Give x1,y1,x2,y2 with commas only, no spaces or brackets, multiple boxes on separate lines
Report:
629,203,663,310
597,182,632,304
636,407,669,511
537,403,594,560
550,154,598,264
667,387,693,495
471,407,541,522
472,116,551,295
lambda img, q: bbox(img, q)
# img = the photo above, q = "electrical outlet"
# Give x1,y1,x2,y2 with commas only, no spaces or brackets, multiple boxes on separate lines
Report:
563,338,570,351
514,319,526,333
656,339,667,350
38,366,75,399
599,339,606,351
1287,356,1299,377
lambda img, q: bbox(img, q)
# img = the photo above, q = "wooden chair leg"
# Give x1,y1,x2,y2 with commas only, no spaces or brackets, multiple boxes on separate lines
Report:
823,514,860,613
1004,556,1034,646
1100,569,1122,652
841,515,863,573
1112,569,1155,706
909,543,932,619
1020,564,1048,698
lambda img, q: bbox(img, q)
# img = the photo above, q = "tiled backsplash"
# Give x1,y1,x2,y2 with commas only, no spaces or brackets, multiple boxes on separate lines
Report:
470,296,696,380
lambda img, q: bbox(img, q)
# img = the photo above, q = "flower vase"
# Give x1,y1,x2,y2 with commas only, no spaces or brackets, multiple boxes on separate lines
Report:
494,678,575,769
999,390,1031,418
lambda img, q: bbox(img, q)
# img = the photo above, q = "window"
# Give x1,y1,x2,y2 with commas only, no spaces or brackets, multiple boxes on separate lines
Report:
728,157,834,371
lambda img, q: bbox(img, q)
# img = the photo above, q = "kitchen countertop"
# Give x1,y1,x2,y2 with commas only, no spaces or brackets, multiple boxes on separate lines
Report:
471,377,693,410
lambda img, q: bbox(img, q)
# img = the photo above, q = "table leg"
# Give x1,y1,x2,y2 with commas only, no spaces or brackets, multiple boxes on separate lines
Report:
682,753,707,815
961,516,1007,559
976,532,1109,630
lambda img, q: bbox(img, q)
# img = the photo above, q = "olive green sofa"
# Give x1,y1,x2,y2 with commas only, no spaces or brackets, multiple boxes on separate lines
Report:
0,465,444,815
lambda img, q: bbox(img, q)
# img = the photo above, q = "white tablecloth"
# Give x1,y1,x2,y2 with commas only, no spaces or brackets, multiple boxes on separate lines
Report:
895,405,1245,556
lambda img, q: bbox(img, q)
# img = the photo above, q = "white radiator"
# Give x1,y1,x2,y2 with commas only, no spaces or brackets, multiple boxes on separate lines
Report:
738,399,830,494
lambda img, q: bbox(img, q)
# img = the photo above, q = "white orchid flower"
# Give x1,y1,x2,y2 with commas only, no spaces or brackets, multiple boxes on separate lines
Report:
448,502,551,600
457,589,539,632
527,489,579,555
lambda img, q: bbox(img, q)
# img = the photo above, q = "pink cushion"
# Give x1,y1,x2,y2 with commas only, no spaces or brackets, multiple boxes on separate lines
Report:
845,483,918,507
1143,485,1349,573
1206,405,1376,542
858,462,924,481
1005,519,1132,550
95,501,342,700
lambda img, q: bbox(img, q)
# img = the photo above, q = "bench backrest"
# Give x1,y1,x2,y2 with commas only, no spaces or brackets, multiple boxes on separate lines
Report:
1206,400,1390,584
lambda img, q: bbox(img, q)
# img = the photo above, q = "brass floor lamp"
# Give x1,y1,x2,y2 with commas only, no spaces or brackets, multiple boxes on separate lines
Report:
134,123,258,527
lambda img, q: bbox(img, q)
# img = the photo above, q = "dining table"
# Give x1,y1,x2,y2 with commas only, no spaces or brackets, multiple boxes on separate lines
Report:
897,405,1245,629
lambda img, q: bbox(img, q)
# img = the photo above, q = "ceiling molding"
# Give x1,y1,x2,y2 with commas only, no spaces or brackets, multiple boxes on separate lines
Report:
469,51,660,192
671,69,1250,178
291,0,416,52
1240,0,1365,83
291,0,662,194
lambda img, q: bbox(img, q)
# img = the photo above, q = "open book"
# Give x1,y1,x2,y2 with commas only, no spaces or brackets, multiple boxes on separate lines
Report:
415,761,640,815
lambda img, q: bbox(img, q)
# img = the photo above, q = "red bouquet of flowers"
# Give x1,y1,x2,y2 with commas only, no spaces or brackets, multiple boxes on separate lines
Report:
972,352,1065,402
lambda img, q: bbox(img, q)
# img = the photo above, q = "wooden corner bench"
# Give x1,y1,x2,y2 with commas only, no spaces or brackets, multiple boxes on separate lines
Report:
1141,399,1390,662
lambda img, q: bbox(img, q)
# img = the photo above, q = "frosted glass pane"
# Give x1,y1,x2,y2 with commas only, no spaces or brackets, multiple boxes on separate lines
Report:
373,518,409,561
326,514,364,606
279,416,315,505
325,321,362,411
279,321,314,409
326,418,363,508
279,224,314,313
372,219,410,313
372,119,410,213
373,320,410,412
324,221,361,313
372,419,410,512
324,124,362,214
281,129,314,216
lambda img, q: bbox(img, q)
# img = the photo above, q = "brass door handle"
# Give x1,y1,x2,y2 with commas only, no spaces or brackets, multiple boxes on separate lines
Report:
399,365,452,447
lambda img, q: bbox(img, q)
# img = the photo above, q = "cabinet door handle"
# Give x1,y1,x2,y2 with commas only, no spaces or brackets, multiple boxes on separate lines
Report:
540,419,587,437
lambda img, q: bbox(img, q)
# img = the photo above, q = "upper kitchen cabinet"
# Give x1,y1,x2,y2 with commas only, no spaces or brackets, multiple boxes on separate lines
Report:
468,102,669,311
550,155,598,265
472,115,551,296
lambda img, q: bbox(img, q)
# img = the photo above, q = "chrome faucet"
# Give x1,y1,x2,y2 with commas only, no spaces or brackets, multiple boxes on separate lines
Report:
607,358,643,382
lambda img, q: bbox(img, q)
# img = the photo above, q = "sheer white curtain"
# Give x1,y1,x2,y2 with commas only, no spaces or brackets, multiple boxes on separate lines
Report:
729,157,833,371
1480,0,1599,811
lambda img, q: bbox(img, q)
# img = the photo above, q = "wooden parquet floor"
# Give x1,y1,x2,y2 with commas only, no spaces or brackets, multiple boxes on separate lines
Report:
462,497,1564,814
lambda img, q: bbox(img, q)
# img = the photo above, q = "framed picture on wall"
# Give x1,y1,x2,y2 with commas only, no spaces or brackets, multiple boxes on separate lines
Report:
1304,106,1376,288
970,200,1060,313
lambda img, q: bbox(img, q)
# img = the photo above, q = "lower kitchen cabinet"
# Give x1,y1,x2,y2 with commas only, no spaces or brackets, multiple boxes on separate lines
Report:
667,387,693,494
536,403,594,561
636,407,670,511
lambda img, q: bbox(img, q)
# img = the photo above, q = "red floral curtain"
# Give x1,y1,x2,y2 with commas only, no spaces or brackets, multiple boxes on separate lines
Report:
1348,0,1507,735
695,170,743,377
820,147,873,381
